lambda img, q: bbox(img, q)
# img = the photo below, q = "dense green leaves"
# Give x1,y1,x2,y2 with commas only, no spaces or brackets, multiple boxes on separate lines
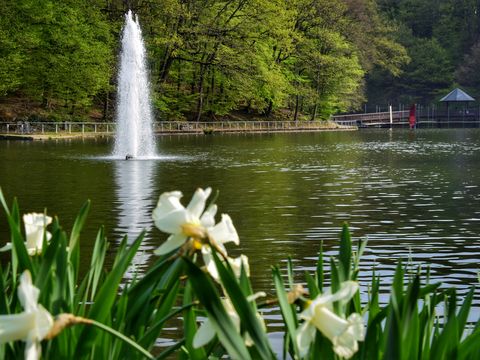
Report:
370,0,480,104
0,0,408,121
0,0,113,118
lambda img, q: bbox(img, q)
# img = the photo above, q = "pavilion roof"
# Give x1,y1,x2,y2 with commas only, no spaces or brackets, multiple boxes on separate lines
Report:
440,88,475,102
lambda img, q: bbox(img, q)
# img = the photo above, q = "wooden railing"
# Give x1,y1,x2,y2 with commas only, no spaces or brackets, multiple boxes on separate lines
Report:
0,120,356,135
333,108,480,128
333,111,410,127
0,122,114,134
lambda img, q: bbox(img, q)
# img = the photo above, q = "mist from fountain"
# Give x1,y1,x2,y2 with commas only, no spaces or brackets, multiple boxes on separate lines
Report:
113,10,155,159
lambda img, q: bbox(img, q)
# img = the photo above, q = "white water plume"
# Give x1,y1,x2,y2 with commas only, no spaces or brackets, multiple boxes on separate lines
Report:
113,10,155,158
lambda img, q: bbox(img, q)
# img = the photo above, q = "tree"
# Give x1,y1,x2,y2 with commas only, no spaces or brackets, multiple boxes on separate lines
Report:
455,41,480,97
0,1,25,96
0,0,113,116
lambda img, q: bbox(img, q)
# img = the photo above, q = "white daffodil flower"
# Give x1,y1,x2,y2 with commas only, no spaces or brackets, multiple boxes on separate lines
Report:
153,188,240,257
193,292,266,348
0,213,52,256
296,281,365,359
152,188,215,255
0,271,54,360
202,247,249,282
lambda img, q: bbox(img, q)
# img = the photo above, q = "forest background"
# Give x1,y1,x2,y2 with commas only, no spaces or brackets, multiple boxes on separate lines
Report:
0,0,479,122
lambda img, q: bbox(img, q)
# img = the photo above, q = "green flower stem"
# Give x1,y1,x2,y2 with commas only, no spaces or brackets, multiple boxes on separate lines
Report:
46,314,154,358
88,319,154,359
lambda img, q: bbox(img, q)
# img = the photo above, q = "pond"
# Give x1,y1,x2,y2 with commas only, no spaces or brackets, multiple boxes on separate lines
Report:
1,129,479,314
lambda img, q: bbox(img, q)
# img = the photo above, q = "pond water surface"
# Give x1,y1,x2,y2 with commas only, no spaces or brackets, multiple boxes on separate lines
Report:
1,129,479,324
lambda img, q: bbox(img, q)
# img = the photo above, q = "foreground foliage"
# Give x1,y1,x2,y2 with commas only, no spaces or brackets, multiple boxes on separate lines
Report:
0,187,479,359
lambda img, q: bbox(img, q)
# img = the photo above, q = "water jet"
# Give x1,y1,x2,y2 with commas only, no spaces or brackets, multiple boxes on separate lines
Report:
113,10,155,159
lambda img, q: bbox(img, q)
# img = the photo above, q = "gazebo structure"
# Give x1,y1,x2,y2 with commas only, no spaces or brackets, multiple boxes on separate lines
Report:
439,88,476,125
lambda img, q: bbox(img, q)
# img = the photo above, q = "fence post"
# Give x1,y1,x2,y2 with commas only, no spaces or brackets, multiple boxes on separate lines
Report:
41,124,44,134
82,124,85,134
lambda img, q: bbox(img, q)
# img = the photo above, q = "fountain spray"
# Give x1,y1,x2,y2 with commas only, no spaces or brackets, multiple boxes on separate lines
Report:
113,10,155,159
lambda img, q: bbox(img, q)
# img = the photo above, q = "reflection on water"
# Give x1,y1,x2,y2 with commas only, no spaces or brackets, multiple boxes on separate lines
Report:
114,159,157,274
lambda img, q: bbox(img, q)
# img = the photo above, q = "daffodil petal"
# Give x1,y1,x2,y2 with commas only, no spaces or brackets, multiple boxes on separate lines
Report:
296,322,316,357
153,209,190,234
205,262,219,281
152,191,184,221
193,318,216,348
154,234,188,255
229,255,249,278
201,247,219,281
23,214,52,252
347,313,365,341
314,281,359,307
202,248,249,282
186,188,211,219
0,243,12,252
246,291,266,302
208,214,239,246
200,204,217,228
0,312,36,343
33,305,54,341
333,327,359,359
23,213,52,227
310,306,348,340
24,228,43,251
25,340,40,360
27,247,41,256
24,230,52,256
18,271,39,312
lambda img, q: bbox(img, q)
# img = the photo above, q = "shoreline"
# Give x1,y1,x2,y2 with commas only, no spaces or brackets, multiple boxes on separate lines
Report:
0,125,357,141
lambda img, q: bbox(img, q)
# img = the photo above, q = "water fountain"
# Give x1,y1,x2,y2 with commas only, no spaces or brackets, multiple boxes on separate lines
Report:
113,10,155,159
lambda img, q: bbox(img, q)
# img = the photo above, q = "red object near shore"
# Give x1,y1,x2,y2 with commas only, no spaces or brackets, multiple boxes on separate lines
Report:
409,104,416,129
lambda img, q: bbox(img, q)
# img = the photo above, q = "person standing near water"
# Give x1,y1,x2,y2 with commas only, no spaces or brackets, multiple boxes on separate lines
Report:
409,104,416,129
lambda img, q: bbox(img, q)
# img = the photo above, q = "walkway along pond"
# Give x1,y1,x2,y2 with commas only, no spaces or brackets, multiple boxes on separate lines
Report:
0,120,355,137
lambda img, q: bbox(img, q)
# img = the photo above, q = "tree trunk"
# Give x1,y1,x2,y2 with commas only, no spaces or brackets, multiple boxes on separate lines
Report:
264,100,273,117
191,68,196,95
103,92,109,121
177,62,182,94
159,49,174,83
42,96,50,109
194,65,206,122
210,69,215,97
311,103,318,121
293,94,299,123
